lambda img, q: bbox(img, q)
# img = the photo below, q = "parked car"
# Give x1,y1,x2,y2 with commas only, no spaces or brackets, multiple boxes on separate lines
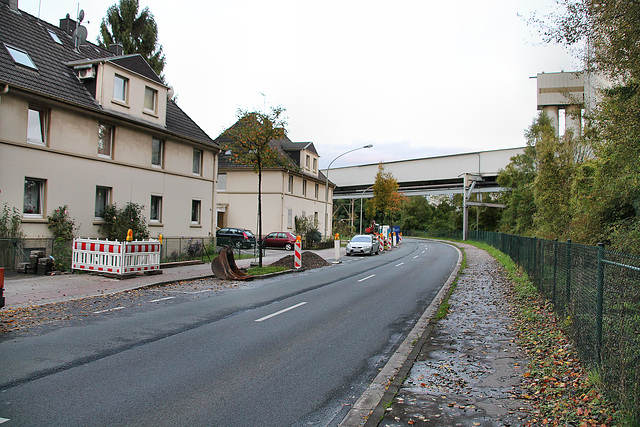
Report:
261,232,297,250
216,228,256,249
345,234,379,256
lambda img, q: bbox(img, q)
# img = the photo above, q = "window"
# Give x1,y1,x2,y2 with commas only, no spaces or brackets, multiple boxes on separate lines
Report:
150,195,162,223
98,124,114,158
191,200,201,225
305,155,310,169
287,209,293,228
315,183,319,199
48,30,63,45
288,175,293,193
24,178,45,216
144,86,157,113
313,158,317,173
6,45,37,70
193,149,202,175
152,138,164,167
27,106,47,144
218,173,227,191
113,75,128,103
302,180,307,197
95,186,111,219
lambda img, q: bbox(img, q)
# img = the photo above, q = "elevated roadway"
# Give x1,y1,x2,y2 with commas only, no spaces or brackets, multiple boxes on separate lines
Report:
325,147,524,200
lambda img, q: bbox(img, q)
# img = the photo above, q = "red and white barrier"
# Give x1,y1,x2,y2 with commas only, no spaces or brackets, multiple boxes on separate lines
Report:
294,238,302,269
378,234,384,252
72,238,161,276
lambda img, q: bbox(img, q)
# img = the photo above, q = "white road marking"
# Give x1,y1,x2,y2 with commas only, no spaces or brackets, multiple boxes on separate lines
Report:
0,418,9,424
93,306,126,314
395,262,405,267
255,302,307,322
413,255,419,259
181,290,213,294
149,296,175,303
358,274,376,282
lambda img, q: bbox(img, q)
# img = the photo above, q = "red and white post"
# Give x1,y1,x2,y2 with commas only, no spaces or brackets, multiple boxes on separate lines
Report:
294,235,302,269
378,233,384,252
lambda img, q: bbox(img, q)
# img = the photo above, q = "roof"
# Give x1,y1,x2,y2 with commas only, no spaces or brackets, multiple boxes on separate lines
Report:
0,3,216,148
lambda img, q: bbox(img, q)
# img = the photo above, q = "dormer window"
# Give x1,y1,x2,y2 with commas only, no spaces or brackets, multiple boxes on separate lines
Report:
144,86,157,114
5,45,37,70
113,74,128,103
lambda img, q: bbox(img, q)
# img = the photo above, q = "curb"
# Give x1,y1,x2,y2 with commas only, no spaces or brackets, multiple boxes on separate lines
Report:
339,241,464,427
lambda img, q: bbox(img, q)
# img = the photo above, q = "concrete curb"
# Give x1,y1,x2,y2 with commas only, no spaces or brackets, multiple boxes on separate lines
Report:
339,241,464,427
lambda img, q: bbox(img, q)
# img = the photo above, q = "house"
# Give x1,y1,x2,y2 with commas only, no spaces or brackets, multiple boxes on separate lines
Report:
0,0,219,241
214,131,335,239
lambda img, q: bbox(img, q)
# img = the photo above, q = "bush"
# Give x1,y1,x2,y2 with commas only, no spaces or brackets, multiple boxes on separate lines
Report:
0,203,23,238
99,202,149,241
47,206,76,271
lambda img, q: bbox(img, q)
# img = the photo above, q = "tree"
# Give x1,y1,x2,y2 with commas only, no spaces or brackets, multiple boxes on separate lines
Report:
99,202,149,241
221,107,288,267
371,163,404,225
98,0,166,79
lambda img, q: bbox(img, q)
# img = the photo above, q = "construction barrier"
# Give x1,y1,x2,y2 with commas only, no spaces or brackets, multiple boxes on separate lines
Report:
379,234,384,252
72,238,161,276
294,236,302,269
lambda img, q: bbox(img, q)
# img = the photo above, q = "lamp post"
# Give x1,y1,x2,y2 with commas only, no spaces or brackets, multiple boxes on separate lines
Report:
359,185,373,234
324,144,373,240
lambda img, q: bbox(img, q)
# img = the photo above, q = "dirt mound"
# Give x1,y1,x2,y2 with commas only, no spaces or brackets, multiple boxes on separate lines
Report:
269,251,330,269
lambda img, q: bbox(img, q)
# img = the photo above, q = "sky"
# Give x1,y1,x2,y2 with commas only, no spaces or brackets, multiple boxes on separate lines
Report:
21,0,579,169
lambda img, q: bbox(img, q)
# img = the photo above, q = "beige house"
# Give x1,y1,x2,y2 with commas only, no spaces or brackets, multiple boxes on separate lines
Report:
215,136,335,239
0,1,219,239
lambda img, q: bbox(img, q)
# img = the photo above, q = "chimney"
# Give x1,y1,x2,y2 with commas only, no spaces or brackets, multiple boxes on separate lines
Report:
109,43,124,56
59,13,77,36
1,0,19,11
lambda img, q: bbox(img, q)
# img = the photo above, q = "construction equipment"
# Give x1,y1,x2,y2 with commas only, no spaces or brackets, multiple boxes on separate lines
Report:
211,246,254,280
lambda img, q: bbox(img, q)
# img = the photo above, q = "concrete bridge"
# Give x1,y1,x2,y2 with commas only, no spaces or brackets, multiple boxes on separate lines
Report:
326,146,524,200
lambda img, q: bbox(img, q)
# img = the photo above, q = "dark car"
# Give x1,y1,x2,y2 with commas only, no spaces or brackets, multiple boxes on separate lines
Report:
261,232,297,251
216,227,256,249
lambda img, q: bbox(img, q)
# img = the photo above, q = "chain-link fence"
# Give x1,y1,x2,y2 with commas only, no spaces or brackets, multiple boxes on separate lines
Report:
470,231,640,422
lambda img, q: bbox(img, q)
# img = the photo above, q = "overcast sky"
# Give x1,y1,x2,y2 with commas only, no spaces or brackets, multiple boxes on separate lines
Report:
22,0,578,169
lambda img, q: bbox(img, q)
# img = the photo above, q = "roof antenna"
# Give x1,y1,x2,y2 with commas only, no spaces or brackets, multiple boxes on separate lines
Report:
72,6,87,51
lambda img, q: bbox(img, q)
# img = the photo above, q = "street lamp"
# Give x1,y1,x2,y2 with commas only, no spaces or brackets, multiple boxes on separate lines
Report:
324,144,373,239
359,186,373,234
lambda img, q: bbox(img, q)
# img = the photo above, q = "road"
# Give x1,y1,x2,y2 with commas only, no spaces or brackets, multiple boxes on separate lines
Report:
0,239,459,426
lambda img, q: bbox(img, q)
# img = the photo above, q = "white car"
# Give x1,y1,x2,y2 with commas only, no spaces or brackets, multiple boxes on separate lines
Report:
346,234,380,256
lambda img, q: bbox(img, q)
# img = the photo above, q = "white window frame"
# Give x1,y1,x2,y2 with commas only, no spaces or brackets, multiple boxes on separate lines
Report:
288,175,293,194
218,173,227,192
150,195,163,223
302,180,307,197
287,209,293,229
113,74,129,104
315,183,319,199
95,186,111,220
24,177,45,218
27,105,48,145
98,123,114,159
6,44,37,70
193,149,203,175
152,138,164,168
313,158,317,173
191,199,202,225
144,86,157,114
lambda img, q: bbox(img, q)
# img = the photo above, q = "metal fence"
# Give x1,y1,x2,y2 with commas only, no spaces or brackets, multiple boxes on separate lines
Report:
470,231,640,422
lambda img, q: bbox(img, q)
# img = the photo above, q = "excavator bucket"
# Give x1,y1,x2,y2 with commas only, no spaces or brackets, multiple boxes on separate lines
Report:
211,246,253,280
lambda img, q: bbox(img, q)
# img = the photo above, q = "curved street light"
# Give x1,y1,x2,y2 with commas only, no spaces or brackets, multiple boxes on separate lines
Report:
323,144,373,239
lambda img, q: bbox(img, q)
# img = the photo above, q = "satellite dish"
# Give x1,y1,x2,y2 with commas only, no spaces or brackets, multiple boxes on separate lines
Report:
78,9,85,23
73,25,88,49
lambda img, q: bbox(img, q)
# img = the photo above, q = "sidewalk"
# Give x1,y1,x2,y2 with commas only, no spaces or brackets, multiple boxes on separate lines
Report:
374,242,532,426
2,248,341,309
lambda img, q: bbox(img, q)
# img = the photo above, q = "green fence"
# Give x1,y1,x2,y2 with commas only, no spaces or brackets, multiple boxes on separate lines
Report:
470,230,640,422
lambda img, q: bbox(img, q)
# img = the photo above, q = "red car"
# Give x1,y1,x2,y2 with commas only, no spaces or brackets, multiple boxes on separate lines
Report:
261,232,297,250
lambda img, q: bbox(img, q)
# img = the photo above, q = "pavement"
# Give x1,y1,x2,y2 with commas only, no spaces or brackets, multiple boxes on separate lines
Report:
0,241,533,426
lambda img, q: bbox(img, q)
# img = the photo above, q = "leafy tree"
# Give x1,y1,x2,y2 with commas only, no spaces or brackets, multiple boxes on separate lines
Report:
400,196,434,231
221,107,288,267
47,206,76,271
295,215,321,247
98,0,166,79
371,163,405,225
99,202,149,241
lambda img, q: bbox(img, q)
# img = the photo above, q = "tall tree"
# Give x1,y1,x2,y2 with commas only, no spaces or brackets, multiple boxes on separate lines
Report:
98,0,166,79
371,163,404,225
221,107,288,267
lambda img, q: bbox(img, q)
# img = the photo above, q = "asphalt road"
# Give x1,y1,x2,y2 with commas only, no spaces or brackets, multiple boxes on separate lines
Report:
0,239,458,426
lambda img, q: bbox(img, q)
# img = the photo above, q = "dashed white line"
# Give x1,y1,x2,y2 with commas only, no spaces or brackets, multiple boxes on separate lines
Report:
93,306,126,314
413,255,419,259
395,262,405,267
358,274,376,282
255,302,307,322
0,417,10,424
149,296,175,303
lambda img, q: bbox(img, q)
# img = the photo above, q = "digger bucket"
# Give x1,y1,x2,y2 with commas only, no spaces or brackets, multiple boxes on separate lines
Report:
211,246,253,280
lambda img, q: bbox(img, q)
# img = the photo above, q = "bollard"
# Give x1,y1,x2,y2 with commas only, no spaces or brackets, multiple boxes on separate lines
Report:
294,235,302,269
334,233,340,261
0,267,4,308
379,234,384,252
